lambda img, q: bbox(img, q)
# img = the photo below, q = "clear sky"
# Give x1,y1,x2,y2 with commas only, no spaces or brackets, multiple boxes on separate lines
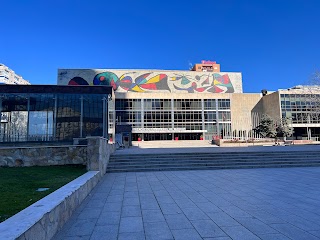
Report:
1,0,320,93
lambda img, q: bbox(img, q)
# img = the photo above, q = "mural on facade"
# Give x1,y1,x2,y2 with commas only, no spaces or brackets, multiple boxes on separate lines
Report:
60,70,240,93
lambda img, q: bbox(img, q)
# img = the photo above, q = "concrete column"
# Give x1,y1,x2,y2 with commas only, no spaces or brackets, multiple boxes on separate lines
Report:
80,96,84,138
216,100,220,137
26,97,30,141
53,96,57,141
201,99,205,139
102,97,107,138
171,98,175,140
141,99,144,141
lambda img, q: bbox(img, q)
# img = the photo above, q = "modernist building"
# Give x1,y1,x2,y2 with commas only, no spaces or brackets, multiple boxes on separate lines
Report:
0,85,114,143
0,64,30,85
57,64,265,141
253,86,320,140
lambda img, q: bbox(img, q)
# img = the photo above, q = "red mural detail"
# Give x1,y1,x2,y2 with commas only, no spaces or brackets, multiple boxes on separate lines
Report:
68,77,89,85
69,80,78,85
214,86,223,93
140,83,157,90
222,74,230,84
195,87,206,92
159,74,167,80
110,80,117,90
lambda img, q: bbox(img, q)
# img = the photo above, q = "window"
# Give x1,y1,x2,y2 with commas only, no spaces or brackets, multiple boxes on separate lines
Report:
204,99,216,110
218,99,230,110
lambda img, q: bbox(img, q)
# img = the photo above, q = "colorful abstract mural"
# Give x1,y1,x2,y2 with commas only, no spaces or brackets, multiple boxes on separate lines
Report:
68,77,89,85
171,73,234,93
93,72,118,90
58,69,242,93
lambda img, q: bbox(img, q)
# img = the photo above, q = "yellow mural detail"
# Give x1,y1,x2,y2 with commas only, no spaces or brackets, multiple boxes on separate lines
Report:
132,85,144,92
147,75,162,83
213,79,220,85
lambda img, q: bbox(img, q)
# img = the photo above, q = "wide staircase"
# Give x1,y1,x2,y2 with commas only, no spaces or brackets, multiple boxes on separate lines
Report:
107,150,320,173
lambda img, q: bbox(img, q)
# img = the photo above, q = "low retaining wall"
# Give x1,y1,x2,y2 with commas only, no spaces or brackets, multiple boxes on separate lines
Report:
0,145,87,167
213,139,275,147
293,140,313,144
0,137,116,172
213,139,315,147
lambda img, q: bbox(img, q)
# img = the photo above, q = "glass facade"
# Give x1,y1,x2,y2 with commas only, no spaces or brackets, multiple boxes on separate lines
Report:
115,98,231,141
0,86,114,143
280,94,320,124
280,93,320,140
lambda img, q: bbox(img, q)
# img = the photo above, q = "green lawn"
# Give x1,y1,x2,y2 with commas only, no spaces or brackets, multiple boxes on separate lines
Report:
0,165,87,223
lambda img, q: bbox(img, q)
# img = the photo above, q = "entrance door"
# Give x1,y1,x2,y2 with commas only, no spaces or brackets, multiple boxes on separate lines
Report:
175,133,202,140
144,133,173,141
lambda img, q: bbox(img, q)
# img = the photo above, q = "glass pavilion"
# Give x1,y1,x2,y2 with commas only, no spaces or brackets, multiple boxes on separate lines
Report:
0,85,114,143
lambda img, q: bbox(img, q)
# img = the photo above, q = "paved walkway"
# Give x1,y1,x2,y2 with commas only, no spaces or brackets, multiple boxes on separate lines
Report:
54,166,320,240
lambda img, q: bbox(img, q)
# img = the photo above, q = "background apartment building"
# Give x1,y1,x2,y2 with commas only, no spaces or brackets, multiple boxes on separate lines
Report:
0,64,30,85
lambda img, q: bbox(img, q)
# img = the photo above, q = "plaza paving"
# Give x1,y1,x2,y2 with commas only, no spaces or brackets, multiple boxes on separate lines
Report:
54,166,320,240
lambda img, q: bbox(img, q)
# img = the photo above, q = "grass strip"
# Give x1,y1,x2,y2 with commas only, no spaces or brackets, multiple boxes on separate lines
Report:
0,165,86,223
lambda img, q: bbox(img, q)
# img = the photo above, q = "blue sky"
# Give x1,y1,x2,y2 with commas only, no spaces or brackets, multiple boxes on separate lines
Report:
1,0,320,92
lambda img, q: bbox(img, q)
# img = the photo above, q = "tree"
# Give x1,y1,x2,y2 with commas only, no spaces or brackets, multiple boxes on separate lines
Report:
253,114,276,138
275,117,294,140
253,115,293,141
304,71,320,122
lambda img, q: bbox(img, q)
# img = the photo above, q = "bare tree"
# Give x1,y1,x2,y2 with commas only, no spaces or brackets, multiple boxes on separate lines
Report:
275,117,294,141
304,71,320,122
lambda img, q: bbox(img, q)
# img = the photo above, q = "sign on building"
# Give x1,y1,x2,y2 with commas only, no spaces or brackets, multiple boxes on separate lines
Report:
1,112,9,123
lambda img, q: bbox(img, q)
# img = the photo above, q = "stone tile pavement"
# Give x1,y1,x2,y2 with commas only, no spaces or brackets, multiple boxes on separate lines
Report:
54,167,320,240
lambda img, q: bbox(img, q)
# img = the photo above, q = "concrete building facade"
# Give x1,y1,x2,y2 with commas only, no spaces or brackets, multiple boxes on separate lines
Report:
58,65,244,141
56,64,320,142
255,86,320,140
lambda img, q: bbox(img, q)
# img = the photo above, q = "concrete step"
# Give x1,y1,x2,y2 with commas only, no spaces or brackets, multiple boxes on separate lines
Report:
107,151,320,172
109,156,320,164
106,163,320,173
108,159,320,167
110,152,320,160
108,157,320,163
107,160,320,172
